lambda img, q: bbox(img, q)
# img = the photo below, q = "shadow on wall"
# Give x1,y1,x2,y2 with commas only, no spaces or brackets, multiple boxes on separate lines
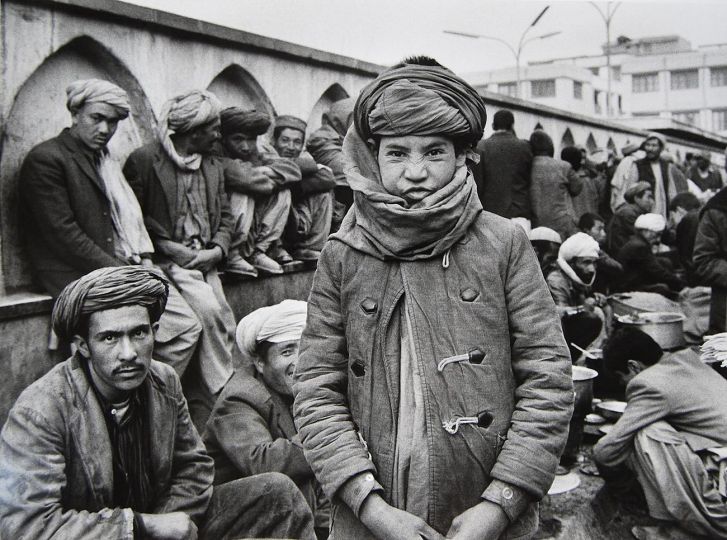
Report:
307,83,349,137
0,35,155,293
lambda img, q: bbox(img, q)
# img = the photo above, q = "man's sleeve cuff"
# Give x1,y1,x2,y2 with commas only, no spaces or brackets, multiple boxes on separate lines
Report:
337,472,384,517
481,479,533,522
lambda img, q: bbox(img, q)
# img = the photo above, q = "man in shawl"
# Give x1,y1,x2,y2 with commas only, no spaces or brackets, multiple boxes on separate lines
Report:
204,300,330,538
0,266,316,540
293,56,573,540
123,90,237,428
546,232,607,363
218,107,302,275
625,133,689,220
272,115,336,261
19,78,202,378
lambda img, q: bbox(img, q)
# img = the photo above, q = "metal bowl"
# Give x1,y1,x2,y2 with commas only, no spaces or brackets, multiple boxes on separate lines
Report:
595,400,626,422
615,311,686,350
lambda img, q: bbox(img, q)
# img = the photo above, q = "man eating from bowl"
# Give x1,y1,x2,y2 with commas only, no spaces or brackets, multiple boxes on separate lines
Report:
594,327,727,539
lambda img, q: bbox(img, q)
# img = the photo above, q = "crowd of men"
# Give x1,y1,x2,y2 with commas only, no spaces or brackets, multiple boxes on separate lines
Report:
0,60,726,539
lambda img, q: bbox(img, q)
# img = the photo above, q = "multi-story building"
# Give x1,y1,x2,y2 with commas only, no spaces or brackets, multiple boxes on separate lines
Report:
463,35,727,136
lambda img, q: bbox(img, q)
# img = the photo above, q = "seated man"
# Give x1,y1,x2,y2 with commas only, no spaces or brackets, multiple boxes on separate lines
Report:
528,226,562,277
578,212,623,293
20,78,201,375
0,266,315,540
688,150,723,202
608,181,654,252
546,232,607,362
306,98,356,228
204,300,329,538
123,90,238,427
594,327,727,539
616,213,685,298
218,107,301,275
272,115,336,261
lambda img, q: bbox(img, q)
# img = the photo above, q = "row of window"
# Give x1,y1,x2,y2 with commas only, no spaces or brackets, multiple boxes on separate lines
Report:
633,67,727,93
642,109,727,131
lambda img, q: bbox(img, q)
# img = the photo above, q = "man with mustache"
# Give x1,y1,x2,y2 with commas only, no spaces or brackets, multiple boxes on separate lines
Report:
0,266,315,539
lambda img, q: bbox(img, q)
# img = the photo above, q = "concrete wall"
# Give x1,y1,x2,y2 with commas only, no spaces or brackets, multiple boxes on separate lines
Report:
0,0,381,294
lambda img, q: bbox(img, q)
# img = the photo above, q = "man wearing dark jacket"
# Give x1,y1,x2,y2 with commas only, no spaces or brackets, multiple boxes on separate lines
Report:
472,109,532,224
20,78,201,377
693,186,727,333
616,213,685,297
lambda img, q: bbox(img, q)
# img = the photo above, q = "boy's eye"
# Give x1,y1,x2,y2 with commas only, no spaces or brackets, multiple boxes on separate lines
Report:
103,335,117,343
386,150,405,158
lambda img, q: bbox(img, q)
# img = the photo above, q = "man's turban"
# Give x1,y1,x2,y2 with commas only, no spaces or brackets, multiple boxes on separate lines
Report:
641,132,666,150
52,266,169,342
634,213,666,232
624,181,652,203
235,300,307,364
529,226,562,244
66,79,130,118
158,90,221,136
558,232,600,262
220,107,271,137
275,115,307,135
354,64,487,145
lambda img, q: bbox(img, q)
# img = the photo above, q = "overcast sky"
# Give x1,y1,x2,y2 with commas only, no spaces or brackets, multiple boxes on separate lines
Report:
123,0,727,75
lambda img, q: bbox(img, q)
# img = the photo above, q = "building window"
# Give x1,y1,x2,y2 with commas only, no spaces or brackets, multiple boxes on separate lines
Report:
531,79,556,98
711,67,727,87
670,69,699,90
498,82,517,97
632,72,659,93
594,90,602,115
713,109,727,131
612,66,622,82
589,67,600,76
574,81,583,99
673,110,699,126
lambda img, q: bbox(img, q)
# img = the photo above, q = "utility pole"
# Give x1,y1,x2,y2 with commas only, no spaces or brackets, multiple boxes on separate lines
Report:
590,1,621,117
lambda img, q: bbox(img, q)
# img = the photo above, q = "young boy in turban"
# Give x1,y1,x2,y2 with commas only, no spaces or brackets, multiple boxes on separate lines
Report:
0,266,315,540
293,56,573,540
204,300,330,538
123,90,237,427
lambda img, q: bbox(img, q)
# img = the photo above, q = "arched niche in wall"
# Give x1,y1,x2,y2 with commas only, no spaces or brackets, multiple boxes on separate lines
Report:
534,122,544,131
207,64,275,115
606,137,617,154
306,83,350,138
0,35,155,293
561,128,575,149
585,133,598,153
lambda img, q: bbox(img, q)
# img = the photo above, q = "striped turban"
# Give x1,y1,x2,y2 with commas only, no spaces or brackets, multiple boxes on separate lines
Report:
158,90,221,137
220,107,271,137
52,266,169,342
354,64,487,145
66,79,130,118
235,300,307,365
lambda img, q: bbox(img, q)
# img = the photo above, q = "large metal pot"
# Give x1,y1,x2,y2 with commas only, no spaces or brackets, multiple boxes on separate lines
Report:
614,311,686,350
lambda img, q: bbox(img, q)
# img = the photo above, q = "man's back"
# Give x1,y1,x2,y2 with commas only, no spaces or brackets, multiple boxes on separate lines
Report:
473,131,532,219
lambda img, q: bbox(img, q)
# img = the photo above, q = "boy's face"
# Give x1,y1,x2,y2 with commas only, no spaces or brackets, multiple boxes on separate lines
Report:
254,339,299,398
70,102,124,151
634,190,655,212
377,135,466,205
273,128,305,158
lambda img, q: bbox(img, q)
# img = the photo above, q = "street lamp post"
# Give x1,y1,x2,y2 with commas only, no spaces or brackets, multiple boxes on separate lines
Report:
444,6,560,99
589,1,621,117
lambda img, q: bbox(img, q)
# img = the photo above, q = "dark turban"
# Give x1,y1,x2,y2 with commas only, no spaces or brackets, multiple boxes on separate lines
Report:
275,115,307,134
52,266,169,342
220,107,271,137
560,146,582,169
354,64,487,145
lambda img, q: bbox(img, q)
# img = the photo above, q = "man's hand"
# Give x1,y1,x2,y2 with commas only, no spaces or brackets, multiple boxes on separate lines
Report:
183,246,223,272
140,512,198,540
359,493,444,540
446,500,509,540
583,298,597,312
255,165,277,179
592,292,607,308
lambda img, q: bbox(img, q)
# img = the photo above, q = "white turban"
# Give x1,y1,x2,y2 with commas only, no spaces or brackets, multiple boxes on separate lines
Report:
66,79,130,117
529,227,562,244
235,300,307,364
558,232,600,262
634,213,666,232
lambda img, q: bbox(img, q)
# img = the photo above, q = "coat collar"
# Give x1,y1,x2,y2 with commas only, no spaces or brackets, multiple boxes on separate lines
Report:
58,128,107,196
